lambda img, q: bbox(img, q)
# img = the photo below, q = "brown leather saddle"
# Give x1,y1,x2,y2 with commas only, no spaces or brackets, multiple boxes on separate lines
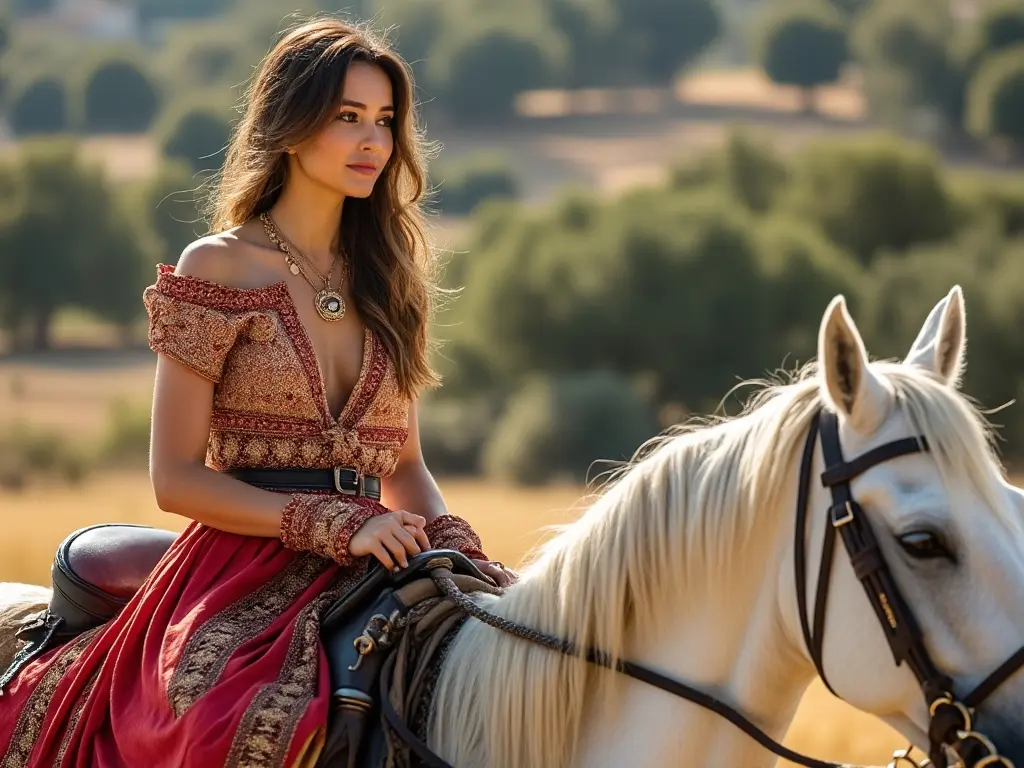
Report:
0,524,181,695
49,523,181,634
0,523,488,768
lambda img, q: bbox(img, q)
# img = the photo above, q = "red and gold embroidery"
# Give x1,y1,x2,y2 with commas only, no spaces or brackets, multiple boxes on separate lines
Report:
143,266,411,476
424,515,488,562
137,264,426,763
223,573,357,768
0,629,100,768
167,554,330,718
279,495,386,566
54,666,100,765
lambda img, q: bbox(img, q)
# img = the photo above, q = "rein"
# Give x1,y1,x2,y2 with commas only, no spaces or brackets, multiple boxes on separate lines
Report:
385,570,855,768
383,407,1023,768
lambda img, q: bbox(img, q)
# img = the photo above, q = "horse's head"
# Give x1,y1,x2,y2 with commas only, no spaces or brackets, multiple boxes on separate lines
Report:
803,286,1024,764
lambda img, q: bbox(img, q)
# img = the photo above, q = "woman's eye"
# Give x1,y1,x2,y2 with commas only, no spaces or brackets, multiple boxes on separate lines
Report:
379,116,393,127
898,530,953,561
337,112,357,122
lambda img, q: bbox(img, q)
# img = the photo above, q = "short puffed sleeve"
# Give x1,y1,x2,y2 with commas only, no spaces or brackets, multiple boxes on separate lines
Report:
142,265,278,383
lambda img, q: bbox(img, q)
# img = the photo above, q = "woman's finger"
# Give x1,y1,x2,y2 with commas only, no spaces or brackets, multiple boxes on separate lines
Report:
484,561,518,587
407,525,431,551
382,533,411,569
475,561,505,586
371,542,397,571
399,510,427,529
391,525,422,556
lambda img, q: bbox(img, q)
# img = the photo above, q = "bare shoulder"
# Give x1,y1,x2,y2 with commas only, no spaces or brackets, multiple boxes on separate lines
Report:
174,220,283,290
174,230,251,287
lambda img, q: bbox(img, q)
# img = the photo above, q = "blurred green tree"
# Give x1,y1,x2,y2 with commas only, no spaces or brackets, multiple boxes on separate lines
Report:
81,56,161,133
482,371,661,485
430,153,520,214
547,0,622,87
366,0,444,86
672,129,791,214
158,100,232,173
135,0,234,23
966,47,1024,152
755,0,848,113
134,161,206,264
607,0,721,84
851,0,964,136
783,134,955,264
10,78,68,136
427,5,568,120
0,142,146,349
960,0,1024,79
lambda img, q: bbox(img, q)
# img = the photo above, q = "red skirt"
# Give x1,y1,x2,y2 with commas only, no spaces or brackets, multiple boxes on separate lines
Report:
0,521,364,768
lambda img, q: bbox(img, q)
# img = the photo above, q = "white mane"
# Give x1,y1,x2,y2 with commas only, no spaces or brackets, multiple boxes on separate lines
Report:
429,360,1012,768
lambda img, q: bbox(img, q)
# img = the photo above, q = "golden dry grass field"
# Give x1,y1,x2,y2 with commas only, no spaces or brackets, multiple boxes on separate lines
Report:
0,356,926,766
0,472,919,767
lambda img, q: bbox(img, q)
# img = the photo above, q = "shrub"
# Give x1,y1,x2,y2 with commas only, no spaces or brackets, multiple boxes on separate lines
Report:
417,396,497,476
159,101,232,173
670,129,790,214
755,0,848,110
431,154,520,215
428,24,566,120
0,422,91,490
482,371,661,485
949,171,1024,238
10,78,67,136
81,57,161,133
784,133,955,264
100,398,152,468
966,46,1024,148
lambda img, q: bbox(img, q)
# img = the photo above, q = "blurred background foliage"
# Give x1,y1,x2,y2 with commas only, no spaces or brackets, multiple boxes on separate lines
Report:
1,0,1024,487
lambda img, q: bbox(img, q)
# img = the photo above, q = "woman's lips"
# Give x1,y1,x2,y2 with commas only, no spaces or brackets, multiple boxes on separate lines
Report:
347,163,377,176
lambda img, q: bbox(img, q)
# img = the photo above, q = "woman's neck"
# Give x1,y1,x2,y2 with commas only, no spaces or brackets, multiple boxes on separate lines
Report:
267,179,346,275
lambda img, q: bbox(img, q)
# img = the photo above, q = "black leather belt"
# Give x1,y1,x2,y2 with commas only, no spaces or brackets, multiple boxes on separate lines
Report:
226,467,382,500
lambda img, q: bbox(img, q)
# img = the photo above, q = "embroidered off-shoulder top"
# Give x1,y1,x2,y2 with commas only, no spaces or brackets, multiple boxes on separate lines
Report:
143,264,410,477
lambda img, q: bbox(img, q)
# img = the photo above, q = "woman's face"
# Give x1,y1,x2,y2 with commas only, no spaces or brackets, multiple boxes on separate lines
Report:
289,60,396,199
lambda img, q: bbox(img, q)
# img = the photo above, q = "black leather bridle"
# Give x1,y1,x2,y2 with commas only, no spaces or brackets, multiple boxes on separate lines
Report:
383,406,1024,768
796,408,1024,768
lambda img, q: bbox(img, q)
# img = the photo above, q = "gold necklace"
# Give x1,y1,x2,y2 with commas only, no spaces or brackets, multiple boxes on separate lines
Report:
260,212,347,322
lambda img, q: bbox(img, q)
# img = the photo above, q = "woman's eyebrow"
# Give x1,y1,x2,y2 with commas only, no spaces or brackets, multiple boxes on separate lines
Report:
341,99,395,111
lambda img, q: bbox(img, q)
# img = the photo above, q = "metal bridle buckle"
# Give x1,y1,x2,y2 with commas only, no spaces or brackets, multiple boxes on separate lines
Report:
333,466,362,496
831,500,855,528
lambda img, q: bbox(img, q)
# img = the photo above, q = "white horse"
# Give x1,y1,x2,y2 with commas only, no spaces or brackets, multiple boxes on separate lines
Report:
427,287,1024,767
2,287,1024,767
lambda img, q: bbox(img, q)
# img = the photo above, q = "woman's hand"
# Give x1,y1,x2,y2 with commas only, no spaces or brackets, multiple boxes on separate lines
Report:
473,559,518,588
349,510,430,570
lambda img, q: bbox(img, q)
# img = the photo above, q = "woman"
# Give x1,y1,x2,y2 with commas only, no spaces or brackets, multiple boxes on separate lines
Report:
0,17,512,768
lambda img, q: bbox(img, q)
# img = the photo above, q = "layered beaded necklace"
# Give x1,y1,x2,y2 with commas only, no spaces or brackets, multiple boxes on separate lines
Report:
260,212,347,322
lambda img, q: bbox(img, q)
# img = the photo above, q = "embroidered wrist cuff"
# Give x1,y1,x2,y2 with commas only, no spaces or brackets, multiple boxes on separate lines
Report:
280,494,387,567
424,514,488,561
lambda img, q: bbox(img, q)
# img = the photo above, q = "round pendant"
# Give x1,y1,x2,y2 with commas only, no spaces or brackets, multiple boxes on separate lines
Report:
315,290,346,321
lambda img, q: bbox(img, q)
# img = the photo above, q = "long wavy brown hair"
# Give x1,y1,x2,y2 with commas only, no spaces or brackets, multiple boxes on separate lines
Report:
206,17,441,397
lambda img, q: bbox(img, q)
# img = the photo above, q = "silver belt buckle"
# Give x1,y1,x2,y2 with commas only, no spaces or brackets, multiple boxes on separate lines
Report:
333,467,361,495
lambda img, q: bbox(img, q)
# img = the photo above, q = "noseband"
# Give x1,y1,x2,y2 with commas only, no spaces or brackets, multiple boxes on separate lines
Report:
385,407,1024,768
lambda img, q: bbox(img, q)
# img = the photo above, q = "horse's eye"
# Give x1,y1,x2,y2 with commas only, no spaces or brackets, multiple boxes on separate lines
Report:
898,530,952,561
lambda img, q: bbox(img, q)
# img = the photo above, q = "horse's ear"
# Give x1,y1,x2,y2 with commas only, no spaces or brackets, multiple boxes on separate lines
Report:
818,295,890,434
904,285,966,388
